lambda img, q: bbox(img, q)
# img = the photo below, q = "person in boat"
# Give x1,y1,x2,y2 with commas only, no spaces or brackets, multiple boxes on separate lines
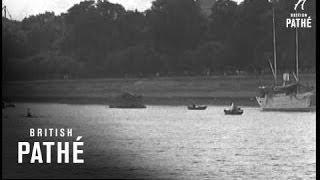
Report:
27,108,32,118
230,103,237,111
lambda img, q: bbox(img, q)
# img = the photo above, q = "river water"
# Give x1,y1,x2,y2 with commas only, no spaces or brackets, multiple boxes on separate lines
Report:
2,103,316,179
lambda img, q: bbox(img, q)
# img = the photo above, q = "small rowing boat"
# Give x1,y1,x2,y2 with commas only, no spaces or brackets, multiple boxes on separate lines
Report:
224,102,243,115
187,105,207,110
224,109,243,115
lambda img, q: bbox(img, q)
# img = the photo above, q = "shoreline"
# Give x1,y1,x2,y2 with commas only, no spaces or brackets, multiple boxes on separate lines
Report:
3,96,259,106
3,74,315,107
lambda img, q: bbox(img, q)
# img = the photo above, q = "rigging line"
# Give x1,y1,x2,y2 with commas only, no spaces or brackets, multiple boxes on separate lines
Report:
6,9,12,19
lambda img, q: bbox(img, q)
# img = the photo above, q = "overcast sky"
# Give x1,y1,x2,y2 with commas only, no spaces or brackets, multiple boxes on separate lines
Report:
2,0,243,21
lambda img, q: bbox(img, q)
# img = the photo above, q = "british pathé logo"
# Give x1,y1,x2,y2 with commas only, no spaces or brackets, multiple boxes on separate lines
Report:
294,0,307,10
18,128,84,164
286,0,312,28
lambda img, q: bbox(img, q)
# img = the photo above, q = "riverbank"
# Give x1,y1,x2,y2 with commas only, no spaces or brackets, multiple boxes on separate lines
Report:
2,74,316,106
3,96,258,106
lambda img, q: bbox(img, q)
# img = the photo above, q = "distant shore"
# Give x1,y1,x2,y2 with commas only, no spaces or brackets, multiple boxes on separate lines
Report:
2,74,316,106
3,96,258,106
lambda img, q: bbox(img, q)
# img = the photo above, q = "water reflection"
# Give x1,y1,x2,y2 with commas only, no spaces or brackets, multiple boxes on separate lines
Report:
2,104,316,179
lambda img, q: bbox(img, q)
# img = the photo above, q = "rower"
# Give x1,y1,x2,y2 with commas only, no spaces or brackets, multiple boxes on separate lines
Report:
27,108,32,118
230,103,235,110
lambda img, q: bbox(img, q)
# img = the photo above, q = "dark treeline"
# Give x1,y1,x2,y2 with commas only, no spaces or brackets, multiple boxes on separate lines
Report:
2,0,316,80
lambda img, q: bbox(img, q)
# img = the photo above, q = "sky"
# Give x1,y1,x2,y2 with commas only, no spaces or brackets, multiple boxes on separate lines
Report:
2,0,243,21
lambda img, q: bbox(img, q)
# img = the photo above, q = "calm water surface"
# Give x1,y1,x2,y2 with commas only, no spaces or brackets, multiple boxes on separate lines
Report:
2,103,316,179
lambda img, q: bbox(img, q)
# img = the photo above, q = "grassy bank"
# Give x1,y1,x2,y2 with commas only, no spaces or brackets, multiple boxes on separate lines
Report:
2,74,316,106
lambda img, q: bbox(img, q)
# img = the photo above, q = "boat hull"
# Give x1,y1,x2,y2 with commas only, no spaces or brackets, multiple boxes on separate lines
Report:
109,105,146,109
224,109,243,115
187,106,207,110
2,101,15,109
258,107,315,112
256,91,315,112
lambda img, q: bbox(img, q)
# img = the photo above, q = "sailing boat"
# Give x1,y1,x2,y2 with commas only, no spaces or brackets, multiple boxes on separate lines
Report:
255,4,316,111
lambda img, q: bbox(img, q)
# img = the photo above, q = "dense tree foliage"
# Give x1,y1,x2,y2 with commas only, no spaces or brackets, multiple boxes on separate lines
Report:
2,0,316,80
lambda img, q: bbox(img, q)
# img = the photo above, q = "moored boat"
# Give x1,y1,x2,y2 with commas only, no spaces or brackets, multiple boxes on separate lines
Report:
256,84,315,111
255,2,315,111
187,105,207,110
109,92,146,109
2,101,15,109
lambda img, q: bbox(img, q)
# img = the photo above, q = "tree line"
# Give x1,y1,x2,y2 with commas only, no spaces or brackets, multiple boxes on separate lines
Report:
2,0,316,80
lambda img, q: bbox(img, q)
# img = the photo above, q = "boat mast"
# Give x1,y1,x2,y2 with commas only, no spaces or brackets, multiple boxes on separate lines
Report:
272,4,277,85
295,10,299,82
295,9,300,93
